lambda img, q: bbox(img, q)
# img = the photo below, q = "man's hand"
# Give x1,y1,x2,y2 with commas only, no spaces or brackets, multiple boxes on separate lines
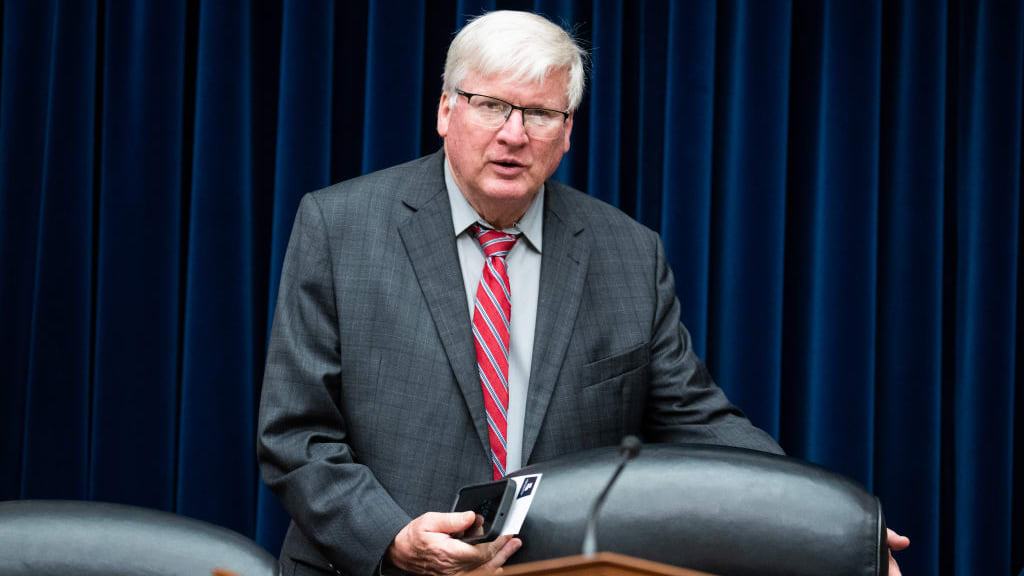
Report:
886,528,910,576
457,536,521,576
387,511,522,576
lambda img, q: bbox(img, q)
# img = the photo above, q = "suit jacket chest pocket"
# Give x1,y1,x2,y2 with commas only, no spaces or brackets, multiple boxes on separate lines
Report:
578,343,650,446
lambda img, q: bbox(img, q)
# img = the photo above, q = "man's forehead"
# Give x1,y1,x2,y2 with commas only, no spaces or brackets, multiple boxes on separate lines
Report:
461,69,570,103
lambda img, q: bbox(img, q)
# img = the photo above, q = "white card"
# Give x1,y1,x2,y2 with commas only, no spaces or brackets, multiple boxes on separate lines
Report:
501,474,542,535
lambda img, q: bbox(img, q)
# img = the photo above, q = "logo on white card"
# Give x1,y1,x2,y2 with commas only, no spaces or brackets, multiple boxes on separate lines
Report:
517,476,537,498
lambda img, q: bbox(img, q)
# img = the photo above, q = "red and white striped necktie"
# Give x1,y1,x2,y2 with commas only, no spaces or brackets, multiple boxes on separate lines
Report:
470,224,519,479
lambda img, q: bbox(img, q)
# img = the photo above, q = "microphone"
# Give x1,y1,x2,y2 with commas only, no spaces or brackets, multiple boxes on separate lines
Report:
581,435,642,557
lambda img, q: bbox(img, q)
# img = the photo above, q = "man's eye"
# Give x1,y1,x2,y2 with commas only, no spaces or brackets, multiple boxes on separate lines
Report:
527,110,559,123
479,100,504,112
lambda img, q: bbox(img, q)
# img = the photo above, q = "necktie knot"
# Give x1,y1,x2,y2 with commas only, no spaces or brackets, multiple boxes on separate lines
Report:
471,224,519,260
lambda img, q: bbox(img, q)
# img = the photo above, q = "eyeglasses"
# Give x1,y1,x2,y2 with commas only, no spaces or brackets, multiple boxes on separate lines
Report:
455,89,569,140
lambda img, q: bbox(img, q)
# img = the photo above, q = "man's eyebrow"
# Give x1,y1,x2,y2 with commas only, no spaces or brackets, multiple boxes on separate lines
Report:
483,92,566,111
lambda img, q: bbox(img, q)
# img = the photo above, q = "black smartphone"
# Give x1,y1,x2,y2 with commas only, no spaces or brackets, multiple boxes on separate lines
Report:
450,479,517,543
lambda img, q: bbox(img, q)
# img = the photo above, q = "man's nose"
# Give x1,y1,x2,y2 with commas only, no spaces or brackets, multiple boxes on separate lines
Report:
496,108,529,144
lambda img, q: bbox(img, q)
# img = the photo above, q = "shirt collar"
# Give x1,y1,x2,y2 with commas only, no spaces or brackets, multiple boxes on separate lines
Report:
444,158,544,252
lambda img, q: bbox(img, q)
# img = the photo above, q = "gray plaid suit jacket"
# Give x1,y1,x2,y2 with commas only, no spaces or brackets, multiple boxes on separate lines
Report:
258,150,782,576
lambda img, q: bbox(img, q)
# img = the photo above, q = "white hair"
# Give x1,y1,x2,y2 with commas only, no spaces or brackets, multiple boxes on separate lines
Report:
442,10,588,111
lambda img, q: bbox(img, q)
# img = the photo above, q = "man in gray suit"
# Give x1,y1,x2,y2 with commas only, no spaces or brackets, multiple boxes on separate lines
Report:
259,10,789,576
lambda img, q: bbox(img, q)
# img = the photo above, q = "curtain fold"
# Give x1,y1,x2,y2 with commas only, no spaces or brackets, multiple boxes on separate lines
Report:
1,1,1020,573
177,0,255,534
660,0,716,356
90,0,186,510
950,2,1021,573
268,0,334,322
21,0,96,500
704,0,790,439
0,0,53,501
632,0,668,232
586,0,621,207
362,0,424,173
781,0,882,486
874,2,946,573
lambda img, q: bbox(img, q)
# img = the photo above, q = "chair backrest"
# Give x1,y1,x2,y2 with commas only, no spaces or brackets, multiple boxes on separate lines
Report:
508,443,887,576
0,499,279,576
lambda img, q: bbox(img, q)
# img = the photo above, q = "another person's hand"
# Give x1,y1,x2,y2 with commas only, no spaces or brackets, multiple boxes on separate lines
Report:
387,511,522,576
886,528,910,576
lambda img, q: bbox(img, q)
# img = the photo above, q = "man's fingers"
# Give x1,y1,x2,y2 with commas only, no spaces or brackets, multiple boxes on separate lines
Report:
479,535,514,560
388,513,488,575
885,528,908,576
456,538,523,576
485,536,522,568
394,513,521,576
422,511,478,534
886,528,910,551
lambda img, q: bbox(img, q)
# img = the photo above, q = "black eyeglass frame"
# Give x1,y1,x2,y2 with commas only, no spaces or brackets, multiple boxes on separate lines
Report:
455,89,570,126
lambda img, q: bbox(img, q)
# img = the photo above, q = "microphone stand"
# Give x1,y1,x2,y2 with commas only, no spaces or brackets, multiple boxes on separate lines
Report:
581,436,642,557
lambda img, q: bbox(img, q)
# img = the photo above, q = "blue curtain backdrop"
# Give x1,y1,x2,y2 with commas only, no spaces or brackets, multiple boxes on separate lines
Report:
0,0,1020,574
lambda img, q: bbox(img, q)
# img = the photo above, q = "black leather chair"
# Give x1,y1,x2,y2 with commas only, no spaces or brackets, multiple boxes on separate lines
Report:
507,444,888,576
0,499,279,576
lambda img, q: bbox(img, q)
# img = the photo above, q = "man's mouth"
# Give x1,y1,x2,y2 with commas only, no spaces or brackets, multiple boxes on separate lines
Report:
493,159,524,168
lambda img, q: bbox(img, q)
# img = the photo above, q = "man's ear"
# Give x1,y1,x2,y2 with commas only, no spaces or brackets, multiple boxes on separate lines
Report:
437,92,452,138
561,111,574,153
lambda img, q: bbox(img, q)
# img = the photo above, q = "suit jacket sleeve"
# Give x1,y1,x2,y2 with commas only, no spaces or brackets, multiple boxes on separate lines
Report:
258,193,411,576
643,234,783,454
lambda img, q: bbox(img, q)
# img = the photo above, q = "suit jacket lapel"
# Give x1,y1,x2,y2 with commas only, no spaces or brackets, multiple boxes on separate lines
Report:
397,153,492,460
522,183,589,464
